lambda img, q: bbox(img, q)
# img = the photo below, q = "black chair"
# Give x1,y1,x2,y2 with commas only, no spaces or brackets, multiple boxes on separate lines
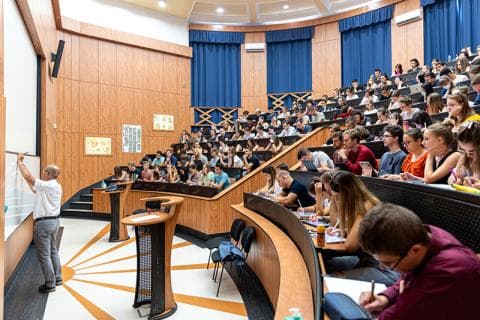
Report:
211,226,256,297
205,219,245,269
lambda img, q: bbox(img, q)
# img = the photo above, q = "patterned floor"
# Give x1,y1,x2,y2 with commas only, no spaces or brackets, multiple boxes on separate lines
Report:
43,219,247,320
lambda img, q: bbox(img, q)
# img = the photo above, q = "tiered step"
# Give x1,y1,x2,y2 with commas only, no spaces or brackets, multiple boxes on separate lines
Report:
61,189,109,220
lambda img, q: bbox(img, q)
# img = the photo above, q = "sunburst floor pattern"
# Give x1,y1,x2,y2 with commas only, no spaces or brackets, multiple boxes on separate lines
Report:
43,219,248,320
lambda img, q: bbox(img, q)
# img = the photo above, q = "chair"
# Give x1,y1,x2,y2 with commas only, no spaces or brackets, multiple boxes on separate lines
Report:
211,226,256,297
205,219,245,269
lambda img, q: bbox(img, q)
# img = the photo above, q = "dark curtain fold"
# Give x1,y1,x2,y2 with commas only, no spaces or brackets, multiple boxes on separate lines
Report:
339,6,393,87
266,27,313,96
338,5,393,32
190,31,243,107
424,0,480,63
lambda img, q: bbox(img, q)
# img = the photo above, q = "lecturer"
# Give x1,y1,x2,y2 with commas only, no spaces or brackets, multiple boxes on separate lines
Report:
17,153,63,293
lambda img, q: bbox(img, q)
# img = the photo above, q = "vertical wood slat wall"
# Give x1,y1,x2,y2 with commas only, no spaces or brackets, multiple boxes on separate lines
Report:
55,32,193,202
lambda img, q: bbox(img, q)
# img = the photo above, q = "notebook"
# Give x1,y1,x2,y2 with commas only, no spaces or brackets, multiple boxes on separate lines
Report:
324,277,387,303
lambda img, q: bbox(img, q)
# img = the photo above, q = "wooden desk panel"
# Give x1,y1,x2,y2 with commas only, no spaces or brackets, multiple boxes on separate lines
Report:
231,204,314,320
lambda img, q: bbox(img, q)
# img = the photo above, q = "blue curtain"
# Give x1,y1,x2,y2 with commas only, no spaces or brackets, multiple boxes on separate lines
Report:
190,30,244,107
266,27,313,95
339,6,393,87
423,0,480,64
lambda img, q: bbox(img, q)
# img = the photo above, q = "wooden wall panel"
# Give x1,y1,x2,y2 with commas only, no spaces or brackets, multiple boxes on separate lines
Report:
241,32,267,113
56,31,193,202
312,23,341,97
392,0,424,72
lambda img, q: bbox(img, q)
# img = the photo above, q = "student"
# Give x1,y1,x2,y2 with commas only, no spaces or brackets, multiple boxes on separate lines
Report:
391,64,403,77
446,93,480,132
376,108,389,124
164,149,178,166
426,92,444,114
472,75,480,105
200,164,214,186
387,112,403,126
243,148,260,173
225,149,243,168
331,132,346,164
407,58,420,73
278,121,297,137
438,75,454,98
411,111,432,130
379,125,407,176
151,152,165,167
126,162,141,180
274,170,316,207
212,163,230,191
113,166,129,181
258,165,282,195
324,172,398,285
398,97,420,123
351,79,364,92
297,148,334,171
402,123,461,184
295,119,312,135
345,88,359,101
383,128,428,181
336,129,378,175
139,162,153,181
303,174,338,226
358,203,480,319
265,135,283,154
448,121,480,189
360,88,379,105
440,67,469,85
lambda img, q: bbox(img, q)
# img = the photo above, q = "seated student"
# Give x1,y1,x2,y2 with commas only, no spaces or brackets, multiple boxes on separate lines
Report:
152,167,166,182
411,111,432,131
446,93,480,132
379,125,407,176
126,162,141,180
278,120,298,137
243,148,260,173
440,67,469,85
402,123,461,184
360,88,379,105
472,75,480,105
113,166,129,181
265,135,283,154
164,149,178,166
351,79,364,92
383,128,428,181
379,86,392,101
212,163,230,191
426,92,445,114
345,88,359,101
209,149,220,168
139,162,153,181
270,116,282,128
391,64,403,77
351,110,366,126
303,174,338,224
399,97,420,123
258,165,282,195
323,171,398,285
387,112,403,126
151,152,165,167
277,106,290,119
199,164,214,186
295,119,312,135
448,121,480,188
166,165,179,183
178,167,189,183
330,131,346,164
255,126,270,139
336,129,378,175
438,75,454,98
225,149,243,168
273,170,316,207
179,130,191,144
407,58,421,73
358,203,480,319
246,139,260,152
387,90,401,111
297,148,334,171
364,98,378,116
324,123,342,145
375,108,389,125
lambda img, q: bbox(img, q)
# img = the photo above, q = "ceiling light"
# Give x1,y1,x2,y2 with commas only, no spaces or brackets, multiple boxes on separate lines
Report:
216,7,224,14
283,4,289,9
158,0,166,8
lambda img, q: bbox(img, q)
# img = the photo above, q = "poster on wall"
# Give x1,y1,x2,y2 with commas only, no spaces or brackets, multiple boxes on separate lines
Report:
122,124,142,153
153,114,174,131
84,137,112,156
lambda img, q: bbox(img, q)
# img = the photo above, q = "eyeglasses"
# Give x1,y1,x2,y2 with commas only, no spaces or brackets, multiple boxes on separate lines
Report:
379,254,407,271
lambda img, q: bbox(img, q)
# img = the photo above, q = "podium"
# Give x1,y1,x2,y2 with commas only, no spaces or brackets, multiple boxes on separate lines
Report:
103,181,133,242
122,196,184,319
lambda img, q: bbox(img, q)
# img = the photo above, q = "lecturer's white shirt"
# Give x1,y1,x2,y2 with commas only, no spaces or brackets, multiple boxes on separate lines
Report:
33,179,62,220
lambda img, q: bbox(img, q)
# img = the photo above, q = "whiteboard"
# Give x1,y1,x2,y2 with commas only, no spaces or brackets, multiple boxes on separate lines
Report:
4,0,38,154
4,153,40,239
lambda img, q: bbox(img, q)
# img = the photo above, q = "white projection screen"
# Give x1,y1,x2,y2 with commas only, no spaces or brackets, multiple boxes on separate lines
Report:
4,0,41,239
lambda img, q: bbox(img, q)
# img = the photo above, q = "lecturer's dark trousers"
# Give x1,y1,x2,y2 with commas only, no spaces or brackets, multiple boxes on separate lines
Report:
34,220,62,288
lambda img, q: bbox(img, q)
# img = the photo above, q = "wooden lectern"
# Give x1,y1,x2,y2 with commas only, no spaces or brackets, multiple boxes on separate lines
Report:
103,181,133,242
122,196,184,319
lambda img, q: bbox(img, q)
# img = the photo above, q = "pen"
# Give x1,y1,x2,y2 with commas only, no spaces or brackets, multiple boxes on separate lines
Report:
370,280,375,301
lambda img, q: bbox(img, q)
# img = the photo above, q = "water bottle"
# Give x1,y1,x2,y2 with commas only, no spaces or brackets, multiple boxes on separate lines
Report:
101,180,107,189
447,54,451,62
283,308,304,320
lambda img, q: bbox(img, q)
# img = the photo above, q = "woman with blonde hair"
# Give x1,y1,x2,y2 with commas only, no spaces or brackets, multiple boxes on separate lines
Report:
324,171,399,285
426,92,445,114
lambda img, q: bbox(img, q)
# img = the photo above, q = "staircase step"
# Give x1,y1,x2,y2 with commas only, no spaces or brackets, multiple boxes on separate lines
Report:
70,201,93,210
79,194,93,202
62,208,93,213
61,209,110,221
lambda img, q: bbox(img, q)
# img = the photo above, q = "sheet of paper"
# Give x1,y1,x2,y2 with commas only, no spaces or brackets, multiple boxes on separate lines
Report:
131,215,159,223
324,277,387,303
326,233,345,244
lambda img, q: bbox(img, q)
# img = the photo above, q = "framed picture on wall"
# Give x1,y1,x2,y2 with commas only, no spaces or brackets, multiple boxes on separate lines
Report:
153,114,174,131
84,137,112,156
122,124,142,153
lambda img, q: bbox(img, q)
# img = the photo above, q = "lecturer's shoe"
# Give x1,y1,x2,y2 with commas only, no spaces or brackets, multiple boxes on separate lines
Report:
39,284,56,293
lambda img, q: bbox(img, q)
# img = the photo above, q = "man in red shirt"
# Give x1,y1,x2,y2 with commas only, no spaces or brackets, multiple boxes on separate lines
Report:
358,203,480,320
336,129,377,175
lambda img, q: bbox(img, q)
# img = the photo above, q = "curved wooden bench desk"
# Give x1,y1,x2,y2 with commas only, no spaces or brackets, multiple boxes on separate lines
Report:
230,204,314,320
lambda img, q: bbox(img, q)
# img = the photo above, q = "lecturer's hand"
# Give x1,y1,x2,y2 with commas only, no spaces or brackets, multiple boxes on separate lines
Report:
359,292,389,313
17,153,25,164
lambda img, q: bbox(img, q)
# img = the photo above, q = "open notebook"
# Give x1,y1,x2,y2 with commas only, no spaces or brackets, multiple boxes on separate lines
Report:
324,277,387,303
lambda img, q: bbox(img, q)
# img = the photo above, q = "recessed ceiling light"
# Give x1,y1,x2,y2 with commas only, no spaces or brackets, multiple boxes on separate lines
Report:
158,0,166,8
283,4,289,9
216,7,224,14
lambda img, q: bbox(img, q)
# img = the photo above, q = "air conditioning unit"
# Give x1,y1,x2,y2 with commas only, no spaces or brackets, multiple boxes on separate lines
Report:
395,9,422,25
245,42,265,52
